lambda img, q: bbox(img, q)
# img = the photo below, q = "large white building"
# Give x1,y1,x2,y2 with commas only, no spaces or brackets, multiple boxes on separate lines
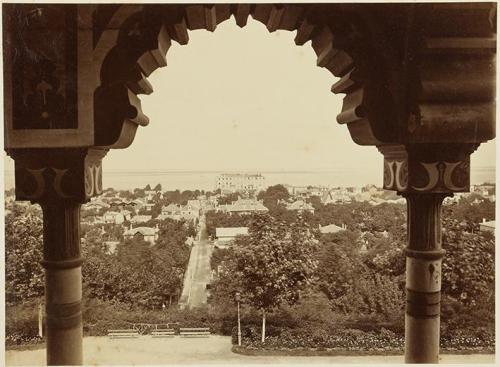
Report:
216,173,265,193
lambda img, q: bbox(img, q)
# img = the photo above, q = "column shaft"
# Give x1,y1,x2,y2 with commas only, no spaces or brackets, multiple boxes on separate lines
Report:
41,201,83,366
404,193,446,363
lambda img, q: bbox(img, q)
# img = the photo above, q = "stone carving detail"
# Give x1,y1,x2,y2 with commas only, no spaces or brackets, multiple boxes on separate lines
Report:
11,148,107,203
23,60,67,129
10,5,77,130
21,168,46,199
17,167,73,200
383,161,394,188
383,157,470,193
412,161,469,192
396,161,408,191
443,161,469,192
383,160,408,191
52,169,73,198
93,4,395,149
84,163,103,197
412,163,440,192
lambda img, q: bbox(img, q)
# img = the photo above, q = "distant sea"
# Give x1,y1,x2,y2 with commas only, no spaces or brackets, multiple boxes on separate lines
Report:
3,167,495,191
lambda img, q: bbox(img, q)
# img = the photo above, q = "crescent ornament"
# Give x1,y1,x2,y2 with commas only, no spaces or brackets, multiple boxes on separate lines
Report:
443,161,468,191
53,168,73,198
411,162,440,192
384,161,395,189
23,168,46,199
93,164,103,195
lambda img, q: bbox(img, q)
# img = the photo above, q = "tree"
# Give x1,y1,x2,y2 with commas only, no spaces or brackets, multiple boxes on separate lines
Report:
150,202,163,218
5,206,44,305
316,231,366,302
210,247,231,272
213,214,318,342
441,222,495,322
257,185,290,212
118,190,135,200
443,195,495,228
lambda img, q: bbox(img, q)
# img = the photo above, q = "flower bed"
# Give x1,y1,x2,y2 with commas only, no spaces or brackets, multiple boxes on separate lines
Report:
232,324,494,352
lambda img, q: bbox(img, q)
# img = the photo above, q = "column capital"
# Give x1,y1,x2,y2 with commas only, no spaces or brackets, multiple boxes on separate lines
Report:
7,147,108,204
377,143,479,194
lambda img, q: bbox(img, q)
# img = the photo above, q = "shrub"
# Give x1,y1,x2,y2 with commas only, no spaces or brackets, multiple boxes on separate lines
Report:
6,301,43,345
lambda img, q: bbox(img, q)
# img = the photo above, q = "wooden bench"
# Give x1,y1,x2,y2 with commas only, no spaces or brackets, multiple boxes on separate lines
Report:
151,328,175,338
179,327,210,337
107,329,139,339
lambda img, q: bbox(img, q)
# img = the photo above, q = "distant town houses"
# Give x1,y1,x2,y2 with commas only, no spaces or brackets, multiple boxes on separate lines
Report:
160,202,200,222
284,184,397,205
124,224,160,245
103,211,125,225
442,183,496,205
286,200,315,214
131,198,148,211
161,203,181,218
121,210,132,221
471,183,496,201
215,227,249,248
216,173,265,193
130,215,153,224
285,185,310,198
218,198,269,214
319,223,347,234
84,198,110,211
321,190,352,204
8,179,494,257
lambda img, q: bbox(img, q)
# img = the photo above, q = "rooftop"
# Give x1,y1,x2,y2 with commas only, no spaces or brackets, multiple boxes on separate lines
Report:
216,227,249,238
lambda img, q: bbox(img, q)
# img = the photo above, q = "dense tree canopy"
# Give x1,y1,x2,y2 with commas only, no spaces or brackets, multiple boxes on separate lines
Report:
5,187,495,342
443,195,495,227
81,218,193,309
257,185,290,212
5,205,44,305
211,214,319,341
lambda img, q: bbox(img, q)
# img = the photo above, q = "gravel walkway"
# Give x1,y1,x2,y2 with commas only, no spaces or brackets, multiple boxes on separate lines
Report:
5,336,495,365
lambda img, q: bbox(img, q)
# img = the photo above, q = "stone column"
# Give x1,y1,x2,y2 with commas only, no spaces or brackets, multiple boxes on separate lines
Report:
41,201,83,365
404,193,446,363
379,143,476,364
8,148,107,365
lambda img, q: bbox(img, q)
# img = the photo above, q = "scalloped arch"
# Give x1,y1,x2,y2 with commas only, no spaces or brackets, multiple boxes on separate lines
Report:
93,4,399,149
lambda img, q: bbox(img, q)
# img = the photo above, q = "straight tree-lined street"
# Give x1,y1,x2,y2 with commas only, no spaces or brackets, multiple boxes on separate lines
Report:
179,215,212,309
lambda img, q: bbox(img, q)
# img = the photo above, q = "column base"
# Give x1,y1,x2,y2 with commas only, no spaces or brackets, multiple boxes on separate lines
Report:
405,314,440,363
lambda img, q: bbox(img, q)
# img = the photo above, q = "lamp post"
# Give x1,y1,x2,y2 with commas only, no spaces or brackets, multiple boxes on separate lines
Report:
235,292,241,347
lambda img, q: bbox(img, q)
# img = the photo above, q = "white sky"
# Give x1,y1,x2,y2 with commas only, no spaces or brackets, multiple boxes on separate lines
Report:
3,17,496,177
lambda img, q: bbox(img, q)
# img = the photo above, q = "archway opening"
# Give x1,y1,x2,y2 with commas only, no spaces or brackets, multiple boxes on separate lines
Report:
88,15,410,346
104,16,382,190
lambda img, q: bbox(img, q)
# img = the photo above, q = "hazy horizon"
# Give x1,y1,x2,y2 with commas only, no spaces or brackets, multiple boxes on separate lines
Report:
4,166,495,191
